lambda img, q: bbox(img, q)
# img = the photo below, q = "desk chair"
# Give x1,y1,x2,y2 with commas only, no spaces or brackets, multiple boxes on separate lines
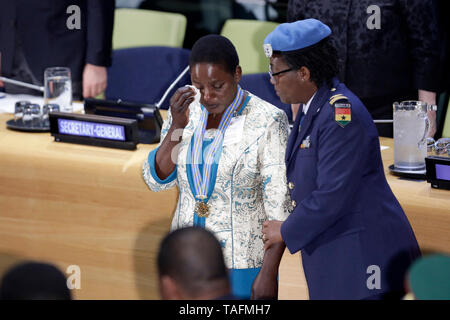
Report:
240,73,292,121
105,47,191,109
113,9,187,49
220,19,278,75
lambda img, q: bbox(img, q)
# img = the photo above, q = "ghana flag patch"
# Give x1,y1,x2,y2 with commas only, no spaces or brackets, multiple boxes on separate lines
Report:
334,103,352,127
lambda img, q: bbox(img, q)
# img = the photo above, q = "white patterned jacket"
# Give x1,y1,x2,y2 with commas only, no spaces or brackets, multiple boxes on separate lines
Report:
142,92,291,269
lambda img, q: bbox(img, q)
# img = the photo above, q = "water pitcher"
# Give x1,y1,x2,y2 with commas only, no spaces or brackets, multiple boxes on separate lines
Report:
393,101,436,171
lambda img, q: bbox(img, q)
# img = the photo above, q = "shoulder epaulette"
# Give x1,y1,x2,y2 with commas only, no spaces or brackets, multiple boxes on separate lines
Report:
329,93,348,105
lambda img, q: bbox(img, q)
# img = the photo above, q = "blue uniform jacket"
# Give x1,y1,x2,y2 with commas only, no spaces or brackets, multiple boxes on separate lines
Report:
281,78,420,300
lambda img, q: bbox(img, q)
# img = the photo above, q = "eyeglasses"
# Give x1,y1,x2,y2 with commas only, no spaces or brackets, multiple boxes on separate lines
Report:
268,65,293,80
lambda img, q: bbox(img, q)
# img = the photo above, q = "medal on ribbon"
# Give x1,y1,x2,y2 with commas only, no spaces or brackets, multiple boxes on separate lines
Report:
189,86,245,218
195,199,210,218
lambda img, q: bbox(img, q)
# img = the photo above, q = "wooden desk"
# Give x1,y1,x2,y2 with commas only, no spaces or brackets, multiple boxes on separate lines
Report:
0,113,449,299
0,113,177,299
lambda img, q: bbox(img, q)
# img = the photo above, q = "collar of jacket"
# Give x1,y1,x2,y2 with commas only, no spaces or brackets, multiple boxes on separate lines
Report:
285,78,337,164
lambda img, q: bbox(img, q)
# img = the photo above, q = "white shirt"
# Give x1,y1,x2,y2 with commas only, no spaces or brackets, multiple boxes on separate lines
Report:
302,92,317,115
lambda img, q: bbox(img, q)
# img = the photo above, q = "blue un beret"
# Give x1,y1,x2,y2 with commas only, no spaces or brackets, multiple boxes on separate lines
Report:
263,19,332,58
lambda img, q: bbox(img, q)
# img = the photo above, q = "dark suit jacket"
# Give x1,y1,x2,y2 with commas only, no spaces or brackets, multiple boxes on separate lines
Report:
282,78,421,299
0,0,114,84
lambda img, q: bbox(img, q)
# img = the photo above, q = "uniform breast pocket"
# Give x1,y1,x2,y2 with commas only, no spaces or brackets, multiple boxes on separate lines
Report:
295,148,318,181
297,147,316,158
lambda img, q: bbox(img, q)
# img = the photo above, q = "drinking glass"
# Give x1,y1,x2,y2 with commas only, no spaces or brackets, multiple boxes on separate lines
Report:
42,104,60,127
44,67,72,113
14,101,30,123
435,138,450,157
30,104,41,127
23,105,33,126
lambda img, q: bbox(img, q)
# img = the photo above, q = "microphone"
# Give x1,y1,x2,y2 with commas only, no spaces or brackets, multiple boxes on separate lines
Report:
0,76,44,93
154,65,189,109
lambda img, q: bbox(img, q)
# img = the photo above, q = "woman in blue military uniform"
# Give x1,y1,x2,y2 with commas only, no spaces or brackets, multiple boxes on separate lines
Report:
261,19,421,300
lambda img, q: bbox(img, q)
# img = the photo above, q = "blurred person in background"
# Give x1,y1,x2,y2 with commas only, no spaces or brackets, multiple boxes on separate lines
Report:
0,0,114,99
286,0,441,138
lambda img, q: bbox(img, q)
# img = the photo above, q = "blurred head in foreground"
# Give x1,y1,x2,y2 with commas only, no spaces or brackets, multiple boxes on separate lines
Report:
0,261,71,300
157,227,231,300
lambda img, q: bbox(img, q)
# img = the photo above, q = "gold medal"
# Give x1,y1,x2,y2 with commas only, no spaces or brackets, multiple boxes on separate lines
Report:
195,201,210,218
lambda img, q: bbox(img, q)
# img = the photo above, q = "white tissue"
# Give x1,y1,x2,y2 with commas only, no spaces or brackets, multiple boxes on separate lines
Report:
186,85,201,106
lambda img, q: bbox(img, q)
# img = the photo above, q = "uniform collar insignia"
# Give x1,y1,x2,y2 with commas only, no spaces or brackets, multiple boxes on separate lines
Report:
263,43,273,58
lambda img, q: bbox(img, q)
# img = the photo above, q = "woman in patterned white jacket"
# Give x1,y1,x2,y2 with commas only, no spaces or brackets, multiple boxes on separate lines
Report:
142,35,290,299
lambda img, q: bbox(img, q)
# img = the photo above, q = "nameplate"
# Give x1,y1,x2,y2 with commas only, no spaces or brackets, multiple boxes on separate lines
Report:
49,112,139,150
426,156,450,190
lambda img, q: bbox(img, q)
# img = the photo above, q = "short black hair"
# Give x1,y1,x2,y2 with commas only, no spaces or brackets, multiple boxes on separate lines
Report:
280,38,340,87
157,227,228,297
189,34,239,75
0,262,71,300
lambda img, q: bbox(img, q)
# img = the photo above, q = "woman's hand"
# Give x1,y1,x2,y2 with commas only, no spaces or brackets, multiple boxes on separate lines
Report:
262,220,284,250
169,86,196,129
